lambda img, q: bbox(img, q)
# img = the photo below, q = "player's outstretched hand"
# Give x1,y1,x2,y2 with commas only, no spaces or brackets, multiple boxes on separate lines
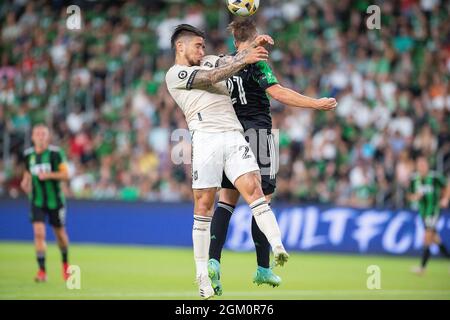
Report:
245,46,269,64
252,34,274,47
314,98,337,110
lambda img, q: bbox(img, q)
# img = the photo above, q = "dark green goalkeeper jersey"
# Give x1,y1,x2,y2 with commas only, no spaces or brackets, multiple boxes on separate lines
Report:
409,171,447,217
24,145,67,210
225,57,279,130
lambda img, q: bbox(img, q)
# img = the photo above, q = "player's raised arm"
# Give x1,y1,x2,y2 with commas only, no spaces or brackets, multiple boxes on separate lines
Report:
266,84,337,111
245,58,336,111
190,45,269,89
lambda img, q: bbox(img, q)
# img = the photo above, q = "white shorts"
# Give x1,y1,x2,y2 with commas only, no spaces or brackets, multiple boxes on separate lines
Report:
191,130,260,189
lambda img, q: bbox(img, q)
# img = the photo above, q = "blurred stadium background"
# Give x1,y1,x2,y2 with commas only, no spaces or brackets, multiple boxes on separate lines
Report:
0,0,449,299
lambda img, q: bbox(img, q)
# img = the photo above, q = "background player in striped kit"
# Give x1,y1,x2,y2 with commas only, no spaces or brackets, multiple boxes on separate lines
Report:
21,124,71,282
409,154,450,275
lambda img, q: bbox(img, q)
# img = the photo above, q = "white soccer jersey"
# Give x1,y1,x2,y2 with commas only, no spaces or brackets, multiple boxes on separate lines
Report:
165,55,243,132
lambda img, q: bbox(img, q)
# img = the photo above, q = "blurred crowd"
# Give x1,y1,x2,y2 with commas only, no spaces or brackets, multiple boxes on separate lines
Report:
1,0,449,207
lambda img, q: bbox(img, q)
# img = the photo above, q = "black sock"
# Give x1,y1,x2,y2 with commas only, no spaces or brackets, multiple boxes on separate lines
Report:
438,243,450,258
60,247,68,264
421,246,431,268
252,216,271,268
209,201,235,262
37,251,46,271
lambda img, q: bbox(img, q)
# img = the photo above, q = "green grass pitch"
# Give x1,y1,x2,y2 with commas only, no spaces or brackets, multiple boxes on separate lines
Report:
0,241,449,300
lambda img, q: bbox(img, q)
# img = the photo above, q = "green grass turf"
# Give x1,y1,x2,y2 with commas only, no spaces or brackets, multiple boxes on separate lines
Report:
0,241,449,300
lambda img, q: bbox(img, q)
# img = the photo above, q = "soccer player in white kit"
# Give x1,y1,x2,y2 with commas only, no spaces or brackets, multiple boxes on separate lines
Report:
165,24,288,299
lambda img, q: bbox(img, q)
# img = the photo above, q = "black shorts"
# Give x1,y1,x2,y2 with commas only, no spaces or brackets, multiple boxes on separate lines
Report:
31,206,66,227
221,128,277,195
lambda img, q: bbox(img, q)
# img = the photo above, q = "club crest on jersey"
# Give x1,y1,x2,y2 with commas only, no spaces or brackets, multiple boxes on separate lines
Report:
30,155,36,166
203,61,213,68
178,71,188,79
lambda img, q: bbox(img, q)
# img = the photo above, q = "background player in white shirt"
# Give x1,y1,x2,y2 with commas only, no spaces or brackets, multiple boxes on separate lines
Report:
165,24,288,299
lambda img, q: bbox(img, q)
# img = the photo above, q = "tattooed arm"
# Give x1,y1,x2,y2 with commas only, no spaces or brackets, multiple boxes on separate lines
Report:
190,48,259,89
215,55,234,67
189,46,269,89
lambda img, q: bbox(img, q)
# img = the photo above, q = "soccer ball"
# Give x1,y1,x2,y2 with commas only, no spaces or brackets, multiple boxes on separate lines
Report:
227,0,260,17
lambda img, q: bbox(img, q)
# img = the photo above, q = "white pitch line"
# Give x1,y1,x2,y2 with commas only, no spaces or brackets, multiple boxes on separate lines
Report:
1,290,450,299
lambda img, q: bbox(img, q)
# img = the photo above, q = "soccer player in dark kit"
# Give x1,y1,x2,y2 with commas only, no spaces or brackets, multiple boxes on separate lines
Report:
21,124,71,282
208,19,337,295
409,155,450,275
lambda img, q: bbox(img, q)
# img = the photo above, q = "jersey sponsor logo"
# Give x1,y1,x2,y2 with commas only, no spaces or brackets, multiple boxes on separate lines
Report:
178,70,188,79
30,163,51,176
417,184,433,194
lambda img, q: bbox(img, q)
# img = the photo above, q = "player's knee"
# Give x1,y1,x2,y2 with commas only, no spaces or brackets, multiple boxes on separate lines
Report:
194,193,215,215
54,228,66,241
195,202,214,215
424,231,434,245
34,230,45,241
245,171,264,200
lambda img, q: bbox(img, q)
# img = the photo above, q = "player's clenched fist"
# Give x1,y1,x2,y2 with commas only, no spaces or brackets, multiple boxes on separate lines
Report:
314,97,338,111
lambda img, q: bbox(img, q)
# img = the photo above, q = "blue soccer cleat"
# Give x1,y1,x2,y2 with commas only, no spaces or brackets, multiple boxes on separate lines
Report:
253,266,282,287
208,258,223,296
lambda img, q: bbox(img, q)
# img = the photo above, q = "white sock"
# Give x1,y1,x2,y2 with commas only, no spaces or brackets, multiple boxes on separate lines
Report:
192,215,212,277
250,197,283,250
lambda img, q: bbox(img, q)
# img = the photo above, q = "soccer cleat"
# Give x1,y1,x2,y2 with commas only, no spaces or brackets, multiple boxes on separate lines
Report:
34,269,47,283
196,274,215,300
208,259,223,296
411,266,425,276
273,245,289,267
253,266,281,287
63,262,70,281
